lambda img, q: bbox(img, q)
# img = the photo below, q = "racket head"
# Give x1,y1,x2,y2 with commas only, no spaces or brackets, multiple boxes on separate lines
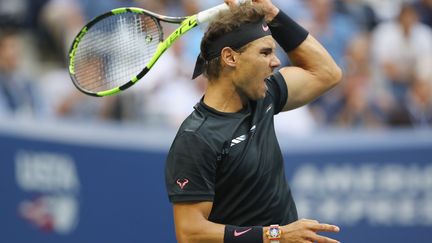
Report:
68,8,163,97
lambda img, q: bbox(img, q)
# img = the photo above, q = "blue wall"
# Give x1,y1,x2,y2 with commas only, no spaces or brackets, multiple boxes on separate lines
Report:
1,122,431,243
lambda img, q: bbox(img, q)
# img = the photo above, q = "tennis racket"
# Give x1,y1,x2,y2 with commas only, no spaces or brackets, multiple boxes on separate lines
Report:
68,1,246,97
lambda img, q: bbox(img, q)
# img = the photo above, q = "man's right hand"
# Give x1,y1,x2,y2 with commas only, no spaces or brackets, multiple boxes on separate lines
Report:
278,219,340,243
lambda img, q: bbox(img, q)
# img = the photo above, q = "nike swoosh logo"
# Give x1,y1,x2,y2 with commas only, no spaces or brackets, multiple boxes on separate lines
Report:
234,228,252,237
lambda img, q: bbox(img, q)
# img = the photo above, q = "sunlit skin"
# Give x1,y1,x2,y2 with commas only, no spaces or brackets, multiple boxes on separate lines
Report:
173,1,342,242
204,35,281,113
0,35,21,72
232,36,281,100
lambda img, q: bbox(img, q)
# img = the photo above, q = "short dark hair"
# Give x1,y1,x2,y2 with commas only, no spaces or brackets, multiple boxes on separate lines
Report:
0,27,18,45
200,4,265,80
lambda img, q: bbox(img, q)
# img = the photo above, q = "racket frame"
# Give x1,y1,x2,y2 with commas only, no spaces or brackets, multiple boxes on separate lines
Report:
68,3,236,97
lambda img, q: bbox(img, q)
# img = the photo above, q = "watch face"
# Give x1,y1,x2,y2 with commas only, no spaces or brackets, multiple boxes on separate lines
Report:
270,228,280,238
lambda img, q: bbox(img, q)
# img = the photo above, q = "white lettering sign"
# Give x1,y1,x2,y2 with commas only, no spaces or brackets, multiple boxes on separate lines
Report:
292,163,432,226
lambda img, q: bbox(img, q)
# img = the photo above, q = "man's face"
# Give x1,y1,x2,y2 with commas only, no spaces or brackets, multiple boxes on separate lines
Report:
233,36,281,100
399,6,419,29
0,35,21,72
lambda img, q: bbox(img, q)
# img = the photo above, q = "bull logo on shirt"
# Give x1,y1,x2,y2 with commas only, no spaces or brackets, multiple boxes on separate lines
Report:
176,179,189,190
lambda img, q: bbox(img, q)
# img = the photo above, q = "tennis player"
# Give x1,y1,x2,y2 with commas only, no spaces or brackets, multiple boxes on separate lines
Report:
165,0,342,242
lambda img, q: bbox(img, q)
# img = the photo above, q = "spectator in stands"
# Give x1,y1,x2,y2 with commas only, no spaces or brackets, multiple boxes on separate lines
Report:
2,0,429,131
109,0,206,127
362,0,406,21
39,0,85,57
130,40,204,127
178,0,207,64
413,0,432,28
0,28,42,118
272,0,310,20
79,0,137,20
371,3,432,126
0,0,29,27
33,0,125,122
335,33,384,128
39,68,120,122
304,0,358,67
405,79,432,128
302,0,358,125
335,0,378,31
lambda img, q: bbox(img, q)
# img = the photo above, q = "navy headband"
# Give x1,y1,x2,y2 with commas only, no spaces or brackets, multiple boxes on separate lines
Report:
192,18,271,79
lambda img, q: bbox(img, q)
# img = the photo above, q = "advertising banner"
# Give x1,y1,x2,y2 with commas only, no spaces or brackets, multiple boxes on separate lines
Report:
1,123,431,243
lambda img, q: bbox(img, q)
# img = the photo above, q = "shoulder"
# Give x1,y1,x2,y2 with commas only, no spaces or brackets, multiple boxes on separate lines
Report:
171,106,220,155
178,106,207,133
173,108,211,149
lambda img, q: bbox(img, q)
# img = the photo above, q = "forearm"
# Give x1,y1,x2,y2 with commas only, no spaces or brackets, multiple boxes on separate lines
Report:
176,218,225,243
176,215,340,243
176,219,266,243
175,200,266,243
267,7,341,83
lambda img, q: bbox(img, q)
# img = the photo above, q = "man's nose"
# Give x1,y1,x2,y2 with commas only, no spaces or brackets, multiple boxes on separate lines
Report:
271,55,281,68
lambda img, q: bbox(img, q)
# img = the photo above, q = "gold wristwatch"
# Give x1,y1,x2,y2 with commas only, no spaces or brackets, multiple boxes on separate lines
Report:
266,224,282,243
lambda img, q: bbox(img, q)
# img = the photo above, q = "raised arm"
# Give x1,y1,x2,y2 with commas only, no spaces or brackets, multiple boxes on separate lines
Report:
173,202,340,243
280,34,342,111
232,0,341,111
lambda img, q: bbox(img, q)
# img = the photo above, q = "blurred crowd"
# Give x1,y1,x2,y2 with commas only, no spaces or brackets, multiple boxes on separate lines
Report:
0,0,431,132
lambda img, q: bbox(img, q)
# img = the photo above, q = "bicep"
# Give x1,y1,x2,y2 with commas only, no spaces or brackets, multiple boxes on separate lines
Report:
173,202,225,243
278,35,342,111
280,66,332,111
173,201,213,225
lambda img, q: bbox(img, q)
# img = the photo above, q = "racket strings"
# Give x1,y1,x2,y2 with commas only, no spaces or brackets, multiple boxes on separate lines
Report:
73,12,161,92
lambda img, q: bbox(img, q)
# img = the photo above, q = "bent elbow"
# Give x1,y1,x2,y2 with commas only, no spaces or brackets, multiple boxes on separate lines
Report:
176,231,189,243
331,65,343,86
176,225,194,243
175,223,203,243
324,64,343,88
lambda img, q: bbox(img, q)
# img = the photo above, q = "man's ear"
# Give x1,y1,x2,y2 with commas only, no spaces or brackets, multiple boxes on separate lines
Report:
220,47,238,68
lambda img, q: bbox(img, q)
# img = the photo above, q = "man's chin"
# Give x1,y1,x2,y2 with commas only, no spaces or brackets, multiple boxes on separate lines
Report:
255,89,267,100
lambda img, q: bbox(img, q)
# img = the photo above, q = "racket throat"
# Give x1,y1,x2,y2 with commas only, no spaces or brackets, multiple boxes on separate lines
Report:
147,16,198,69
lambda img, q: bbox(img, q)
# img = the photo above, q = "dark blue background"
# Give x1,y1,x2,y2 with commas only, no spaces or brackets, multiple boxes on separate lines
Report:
1,131,431,243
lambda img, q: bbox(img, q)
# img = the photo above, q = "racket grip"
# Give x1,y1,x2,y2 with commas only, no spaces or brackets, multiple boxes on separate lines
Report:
196,0,248,24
